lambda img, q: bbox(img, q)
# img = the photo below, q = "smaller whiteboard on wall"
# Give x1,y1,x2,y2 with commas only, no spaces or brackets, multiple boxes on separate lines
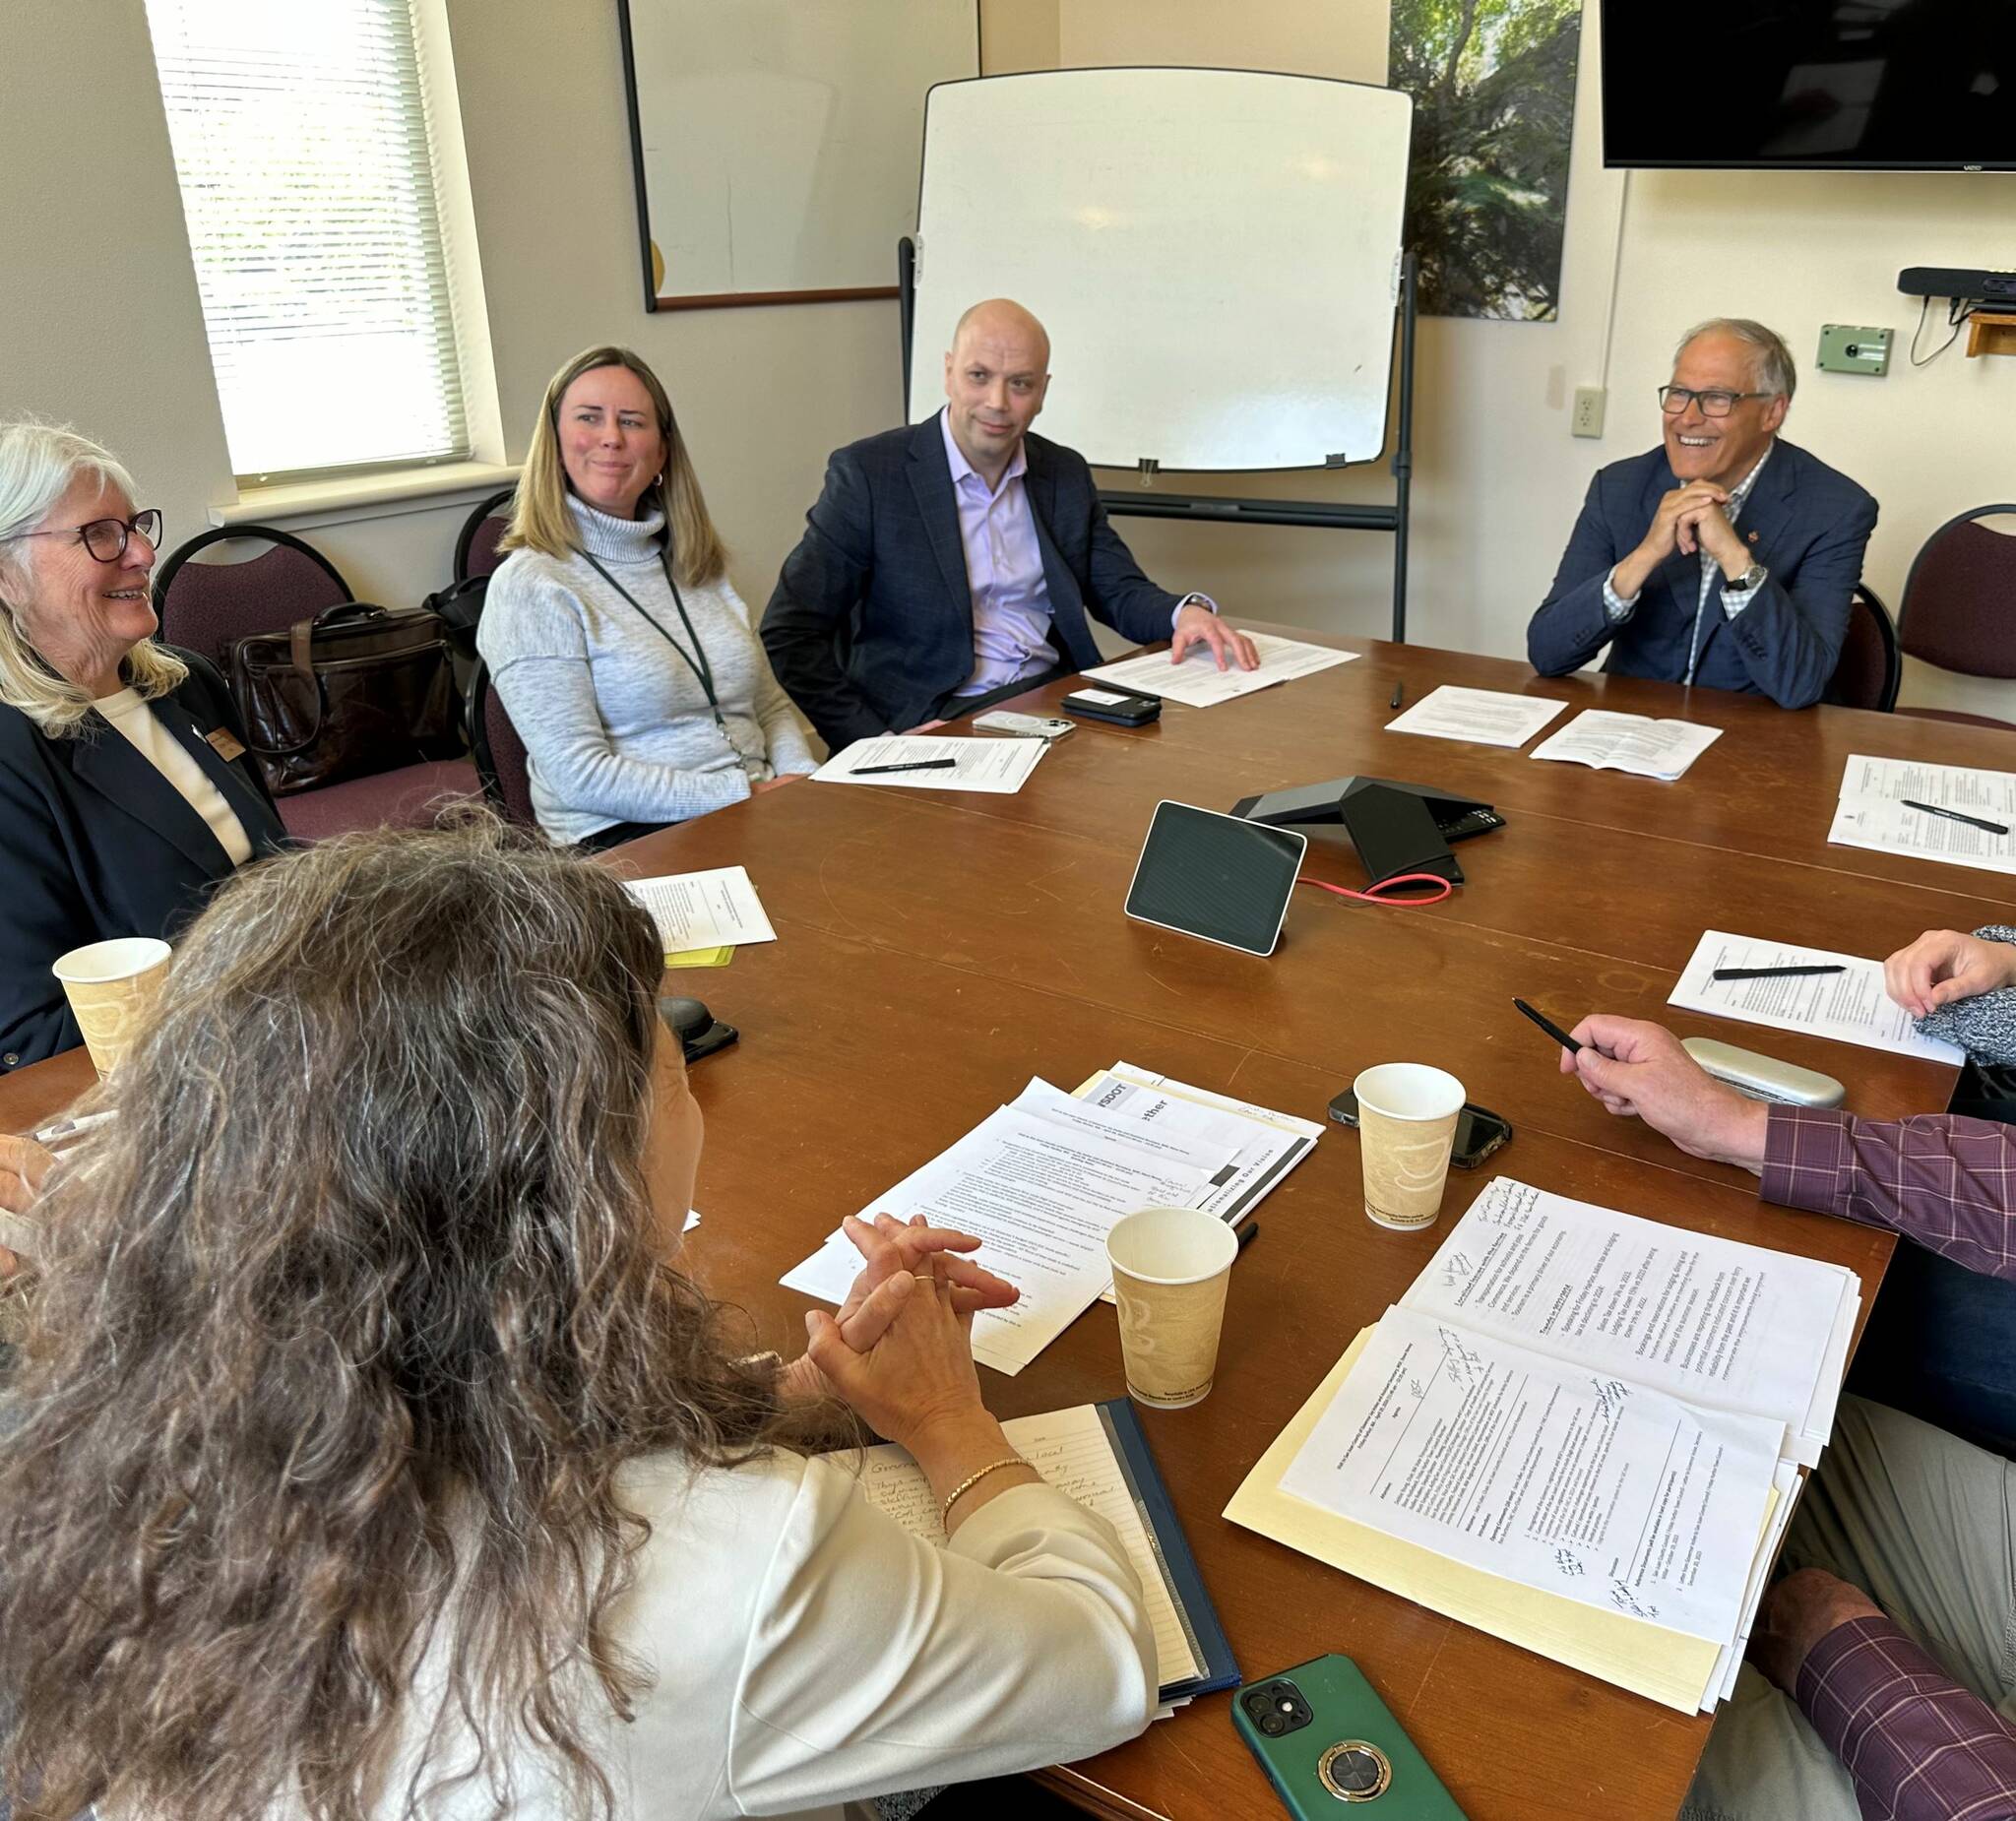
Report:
909,70,1413,470
620,0,978,308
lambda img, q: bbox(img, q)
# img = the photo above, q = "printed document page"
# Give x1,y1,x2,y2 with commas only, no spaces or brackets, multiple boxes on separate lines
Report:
812,734,1048,793
780,1101,1209,1375
1278,1306,1784,1644
1079,632,1358,710
850,1404,1204,1690
1838,753,2016,818
1704,1460,1801,1711
1669,930,1965,1063
622,865,777,949
1403,1177,1858,1467
1830,796,2016,876
1385,685,1568,749
1529,710,1723,781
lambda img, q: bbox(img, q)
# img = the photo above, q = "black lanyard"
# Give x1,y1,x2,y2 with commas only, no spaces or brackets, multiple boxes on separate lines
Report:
578,547,725,731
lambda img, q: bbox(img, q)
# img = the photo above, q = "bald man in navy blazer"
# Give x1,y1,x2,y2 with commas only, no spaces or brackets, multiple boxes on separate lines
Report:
1529,318,1877,711
763,299,1257,751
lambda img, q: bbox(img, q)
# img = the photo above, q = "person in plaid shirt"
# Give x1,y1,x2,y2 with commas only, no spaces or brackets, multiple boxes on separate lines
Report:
1557,1013,2016,1821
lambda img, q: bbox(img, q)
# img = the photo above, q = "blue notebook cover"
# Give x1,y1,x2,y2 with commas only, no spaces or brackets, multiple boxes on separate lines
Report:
1095,1397,1240,1701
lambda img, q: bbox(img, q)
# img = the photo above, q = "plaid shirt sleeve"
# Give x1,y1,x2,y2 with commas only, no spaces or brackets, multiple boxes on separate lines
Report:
1796,1615,2016,1820
1760,1107,2016,1283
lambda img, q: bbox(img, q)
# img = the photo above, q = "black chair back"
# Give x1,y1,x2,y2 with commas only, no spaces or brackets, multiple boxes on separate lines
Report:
1822,582,1901,712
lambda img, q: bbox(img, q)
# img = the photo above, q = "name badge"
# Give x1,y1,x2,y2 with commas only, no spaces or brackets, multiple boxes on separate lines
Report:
205,727,247,763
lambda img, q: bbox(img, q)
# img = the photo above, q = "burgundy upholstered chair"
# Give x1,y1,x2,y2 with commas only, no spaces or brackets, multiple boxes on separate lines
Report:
469,659,536,830
152,524,477,840
453,486,517,583
1821,584,1901,713
1894,506,2016,730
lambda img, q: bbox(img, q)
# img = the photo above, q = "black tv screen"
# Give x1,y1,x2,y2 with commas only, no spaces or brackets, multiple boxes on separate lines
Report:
1602,0,2016,171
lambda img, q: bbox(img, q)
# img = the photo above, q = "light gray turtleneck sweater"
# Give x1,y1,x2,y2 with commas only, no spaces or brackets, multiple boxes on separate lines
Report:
477,499,815,845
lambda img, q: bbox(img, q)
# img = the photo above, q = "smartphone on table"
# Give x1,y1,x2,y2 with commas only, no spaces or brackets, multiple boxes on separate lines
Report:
1233,1654,1468,1818
1326,1091,1511,1169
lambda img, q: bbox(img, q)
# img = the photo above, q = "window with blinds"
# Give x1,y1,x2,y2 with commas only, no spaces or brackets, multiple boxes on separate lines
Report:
145,0,472,483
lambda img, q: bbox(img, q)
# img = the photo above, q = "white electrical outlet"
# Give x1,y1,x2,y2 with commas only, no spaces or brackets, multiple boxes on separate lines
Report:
1571,387,1606,438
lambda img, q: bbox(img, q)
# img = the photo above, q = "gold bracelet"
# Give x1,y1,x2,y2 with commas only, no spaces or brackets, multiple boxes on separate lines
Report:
940,1456,1028,1525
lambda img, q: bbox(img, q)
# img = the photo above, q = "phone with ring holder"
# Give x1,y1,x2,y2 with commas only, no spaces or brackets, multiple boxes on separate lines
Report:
1233,1654,1468,1817
1327,1091,1511,1168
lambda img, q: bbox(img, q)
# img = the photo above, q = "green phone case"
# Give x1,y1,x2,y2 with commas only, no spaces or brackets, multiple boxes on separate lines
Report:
1231,1654,1469,1819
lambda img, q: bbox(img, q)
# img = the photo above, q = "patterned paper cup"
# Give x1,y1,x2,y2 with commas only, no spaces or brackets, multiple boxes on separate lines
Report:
50,937,171,1078
1354,1062,1465,1230
1106,1206,1240,1410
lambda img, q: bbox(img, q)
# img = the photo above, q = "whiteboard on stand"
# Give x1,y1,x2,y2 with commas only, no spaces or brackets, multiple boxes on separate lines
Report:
908,68,1412,471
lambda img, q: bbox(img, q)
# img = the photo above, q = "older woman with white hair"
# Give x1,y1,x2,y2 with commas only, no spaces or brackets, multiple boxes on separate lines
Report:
0,421,284,1071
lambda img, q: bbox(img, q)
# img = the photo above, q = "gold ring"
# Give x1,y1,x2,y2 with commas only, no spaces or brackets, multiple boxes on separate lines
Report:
912,1270,934,1282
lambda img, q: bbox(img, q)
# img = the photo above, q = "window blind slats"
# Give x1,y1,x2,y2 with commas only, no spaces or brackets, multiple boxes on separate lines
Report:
146,0,470,481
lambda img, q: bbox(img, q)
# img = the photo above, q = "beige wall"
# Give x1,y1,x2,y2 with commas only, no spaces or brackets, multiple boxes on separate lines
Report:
6,0,2010,716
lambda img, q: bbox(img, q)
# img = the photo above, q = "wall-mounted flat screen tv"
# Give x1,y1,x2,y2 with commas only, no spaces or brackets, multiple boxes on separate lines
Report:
1601,1,2016,171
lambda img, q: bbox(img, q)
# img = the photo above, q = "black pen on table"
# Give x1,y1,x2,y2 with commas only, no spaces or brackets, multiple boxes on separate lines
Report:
1389,682,1405,711
1237,1222,1260,1255
1710,964,1846,982
1902,797,2010,838
850,758,959,776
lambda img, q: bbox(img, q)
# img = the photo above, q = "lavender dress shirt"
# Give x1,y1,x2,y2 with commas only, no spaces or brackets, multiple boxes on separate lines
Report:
937,410,1206,698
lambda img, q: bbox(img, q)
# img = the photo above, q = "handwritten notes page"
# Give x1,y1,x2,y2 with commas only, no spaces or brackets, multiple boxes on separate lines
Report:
780,1097,1210,1375
1403,1177,1859,1468
1669,930,1965,1063
621,865,777,950
1078,632,1358,710
1384,685,1567,749
811,734,1049,793
850,1404,1203,1692
1529,710,1723,781
1277,1306,1783,1646
1830,754,2016,877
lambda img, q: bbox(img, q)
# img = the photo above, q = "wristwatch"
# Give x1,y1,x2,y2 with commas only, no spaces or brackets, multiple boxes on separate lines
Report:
1724,561,1768,594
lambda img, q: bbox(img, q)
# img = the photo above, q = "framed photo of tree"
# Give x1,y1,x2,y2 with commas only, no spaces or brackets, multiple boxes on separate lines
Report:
1392,0,1585,320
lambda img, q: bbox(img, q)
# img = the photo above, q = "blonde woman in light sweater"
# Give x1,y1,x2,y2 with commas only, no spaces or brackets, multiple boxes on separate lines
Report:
479,346,815,849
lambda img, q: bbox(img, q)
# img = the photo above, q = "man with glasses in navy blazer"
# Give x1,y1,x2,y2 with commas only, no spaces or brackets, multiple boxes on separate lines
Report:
763,298,1258,751
1527,318,1877,711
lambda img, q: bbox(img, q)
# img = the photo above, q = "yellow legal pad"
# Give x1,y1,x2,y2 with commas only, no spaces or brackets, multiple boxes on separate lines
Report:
1223,1328,1776,1714
664,945,733,969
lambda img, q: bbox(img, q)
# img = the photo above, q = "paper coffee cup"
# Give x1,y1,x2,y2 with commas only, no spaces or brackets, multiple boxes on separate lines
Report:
51,936,171,1078
1106,1207,1240,1409
1354,1062,1465,1231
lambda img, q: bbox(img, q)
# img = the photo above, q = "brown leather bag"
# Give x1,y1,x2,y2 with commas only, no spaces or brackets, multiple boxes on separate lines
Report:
225,601,465,796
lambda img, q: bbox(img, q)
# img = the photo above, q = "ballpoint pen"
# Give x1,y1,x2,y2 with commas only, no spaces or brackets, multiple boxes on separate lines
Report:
850,759,960,776
1513,997,1582,1053
1389,683,1405,711
1711,965,1846,981
1902,798,2010,838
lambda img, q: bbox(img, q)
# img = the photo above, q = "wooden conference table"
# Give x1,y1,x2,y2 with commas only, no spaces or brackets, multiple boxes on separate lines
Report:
7,635,2016,1818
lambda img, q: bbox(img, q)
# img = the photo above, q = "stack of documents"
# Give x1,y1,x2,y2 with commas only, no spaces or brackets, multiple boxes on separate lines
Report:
1226,1178,1861,1713
783,1064,1320,1375
1385,685,1567,748
813,734,1049,793
1829,753,2016,877
1079,632,1359,709
847,1399,1237,1710
1669,929,1964,1063
1530,709,1722,781
622,865,776,964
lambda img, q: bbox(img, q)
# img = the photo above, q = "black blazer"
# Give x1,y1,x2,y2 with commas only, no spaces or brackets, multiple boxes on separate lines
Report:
762,416,1185,749
0,648,287,1072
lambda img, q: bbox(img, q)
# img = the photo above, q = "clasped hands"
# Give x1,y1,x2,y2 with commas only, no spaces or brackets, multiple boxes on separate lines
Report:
1615,482,1749,596
777,1212,1016,1411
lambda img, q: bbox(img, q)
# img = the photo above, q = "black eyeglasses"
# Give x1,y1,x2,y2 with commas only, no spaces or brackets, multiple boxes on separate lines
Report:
1658,387,1770,418
5,508,162,564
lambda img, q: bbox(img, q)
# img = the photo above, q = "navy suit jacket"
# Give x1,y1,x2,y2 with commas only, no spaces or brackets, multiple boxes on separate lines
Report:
762,416,1184,749
1527,440,1877,710
0,648,287,1071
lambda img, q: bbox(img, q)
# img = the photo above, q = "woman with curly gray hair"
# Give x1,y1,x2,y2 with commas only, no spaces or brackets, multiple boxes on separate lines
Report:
0,817,1155,1821
0,420,285,1072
